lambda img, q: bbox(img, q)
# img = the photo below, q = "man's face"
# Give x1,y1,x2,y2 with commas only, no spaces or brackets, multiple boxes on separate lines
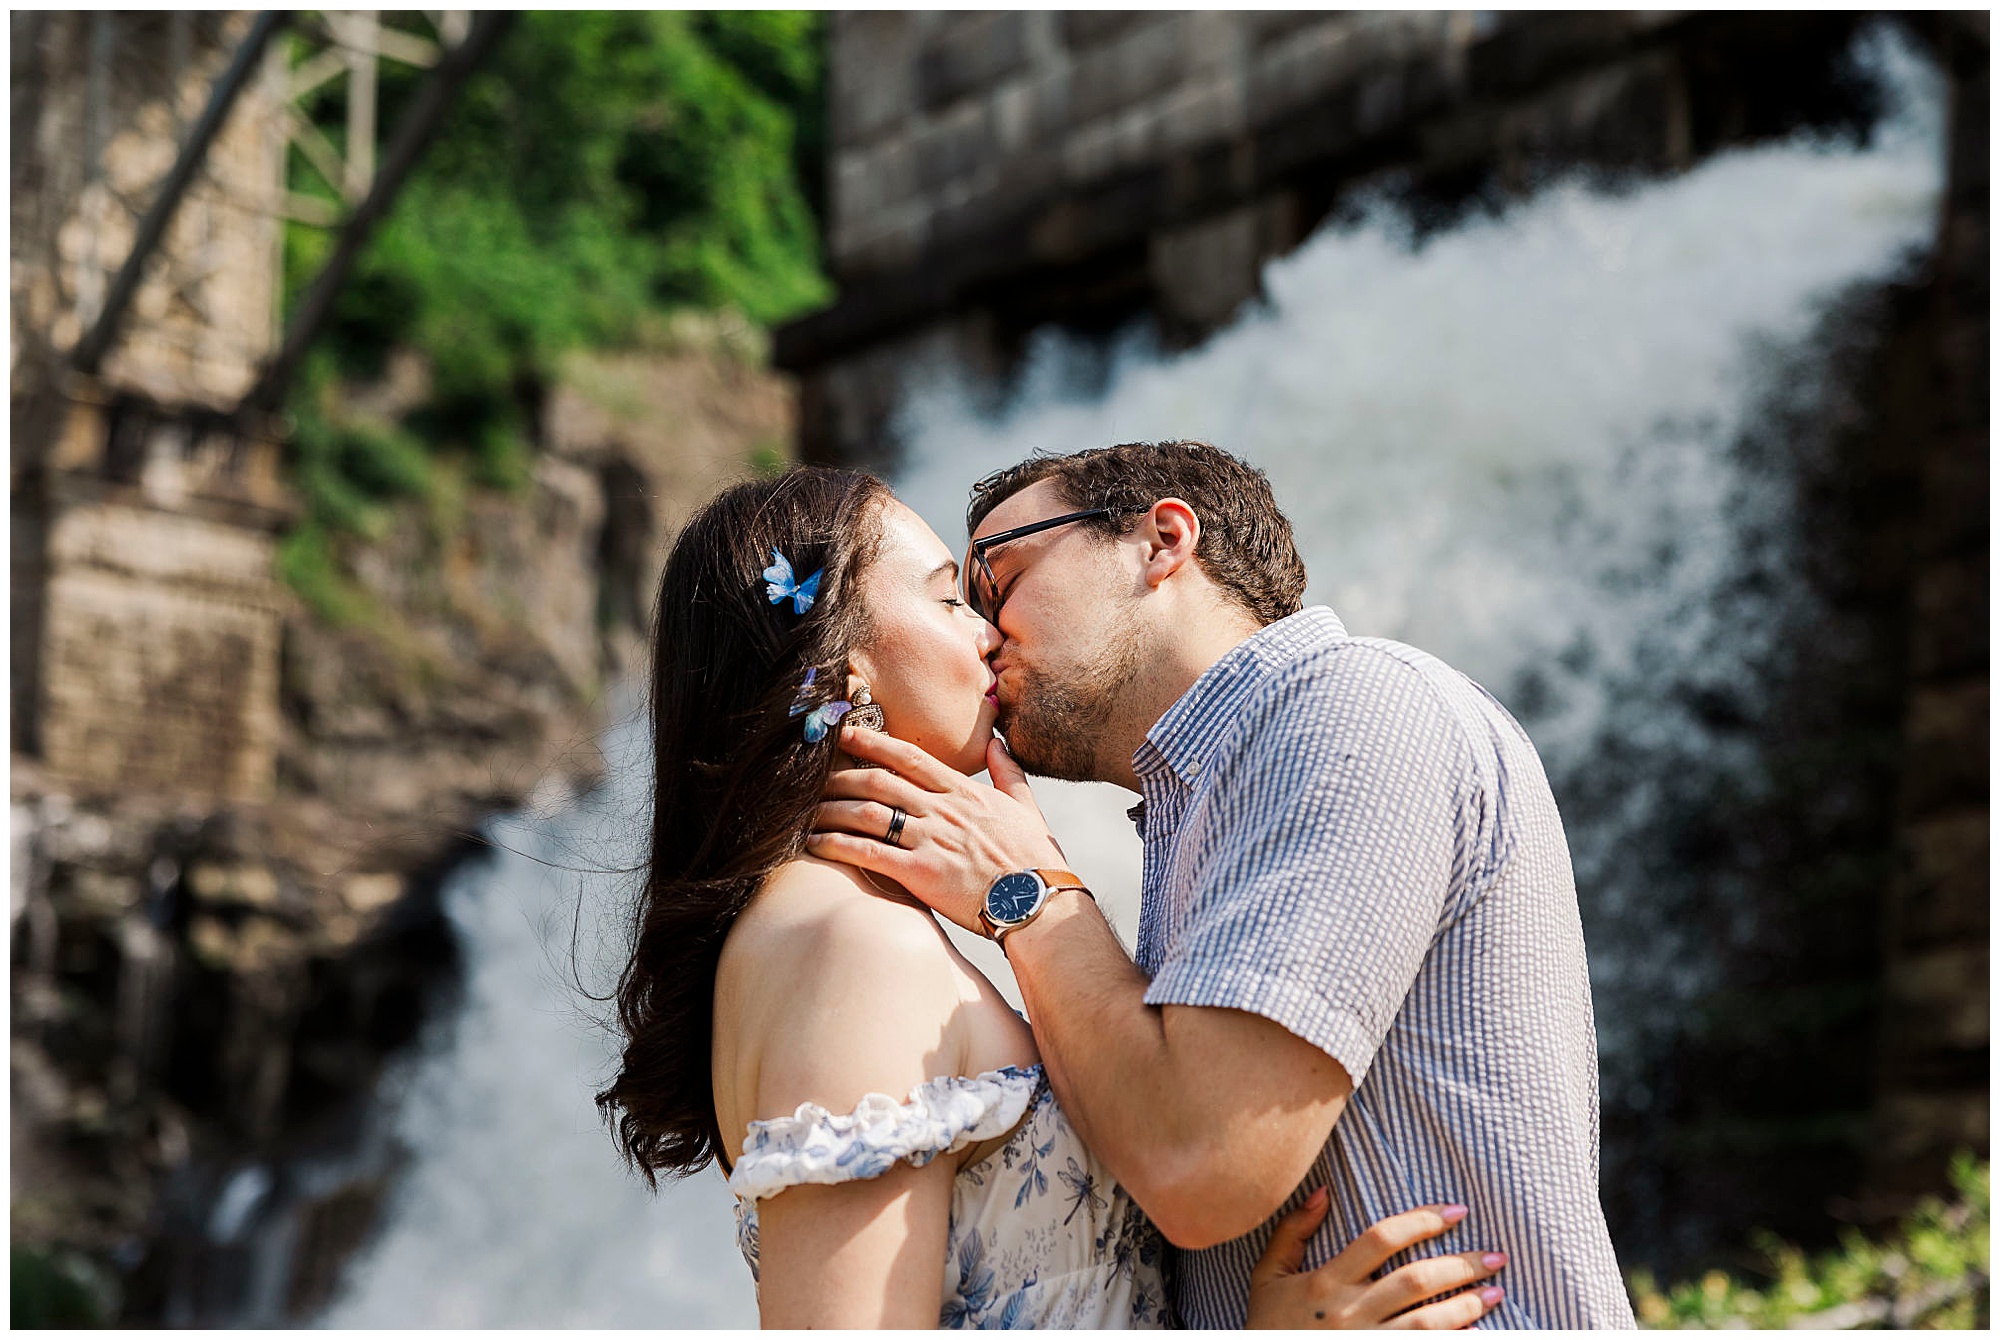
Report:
970,479,1147,782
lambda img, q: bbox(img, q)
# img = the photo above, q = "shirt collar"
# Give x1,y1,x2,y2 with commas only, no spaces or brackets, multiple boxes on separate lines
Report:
1131,606,1349,791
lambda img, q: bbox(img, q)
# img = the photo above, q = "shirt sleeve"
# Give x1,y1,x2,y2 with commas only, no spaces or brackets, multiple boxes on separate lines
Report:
1141,645,1471,1089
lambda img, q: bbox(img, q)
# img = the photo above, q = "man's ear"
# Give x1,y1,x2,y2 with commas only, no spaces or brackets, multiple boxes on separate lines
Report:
1139,497,1201,590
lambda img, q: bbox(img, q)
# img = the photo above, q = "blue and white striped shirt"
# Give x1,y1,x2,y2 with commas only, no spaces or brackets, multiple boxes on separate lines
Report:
1131,607,1633,1329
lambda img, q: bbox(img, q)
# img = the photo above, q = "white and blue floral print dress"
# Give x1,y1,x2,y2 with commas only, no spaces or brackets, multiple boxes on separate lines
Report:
729,1063,1172,1328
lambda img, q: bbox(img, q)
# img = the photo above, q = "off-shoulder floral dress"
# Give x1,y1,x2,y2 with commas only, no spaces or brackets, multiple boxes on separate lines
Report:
728,1063,1172,1328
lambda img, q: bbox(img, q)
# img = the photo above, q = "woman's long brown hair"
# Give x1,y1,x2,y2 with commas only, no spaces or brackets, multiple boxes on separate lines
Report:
597,466,891,1185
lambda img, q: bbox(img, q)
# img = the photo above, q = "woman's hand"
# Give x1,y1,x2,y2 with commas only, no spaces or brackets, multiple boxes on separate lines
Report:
1246,1189,1507,1329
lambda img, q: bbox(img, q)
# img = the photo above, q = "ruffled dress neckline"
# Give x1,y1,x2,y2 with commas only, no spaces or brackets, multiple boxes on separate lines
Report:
729,1064,1042,1203
726,1063,1171,1328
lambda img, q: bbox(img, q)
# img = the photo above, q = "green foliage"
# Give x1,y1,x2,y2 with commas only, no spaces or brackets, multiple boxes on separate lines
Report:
1632,1154,1990,1329
11,1243,116,1327
278,11,828,596
277,520,368,626
747,439,790,476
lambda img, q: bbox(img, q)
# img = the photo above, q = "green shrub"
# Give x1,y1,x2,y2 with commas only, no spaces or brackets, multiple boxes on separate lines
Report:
278,11,828,594
1632,1154,1989,1329
10,1243,115,1327
277,521,369,626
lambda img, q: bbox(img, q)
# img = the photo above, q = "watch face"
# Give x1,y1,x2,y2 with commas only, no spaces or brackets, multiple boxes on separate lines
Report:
986,872,1046,924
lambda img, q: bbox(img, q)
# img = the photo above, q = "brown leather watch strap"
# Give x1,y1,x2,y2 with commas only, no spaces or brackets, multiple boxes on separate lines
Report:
1031,868,1094,897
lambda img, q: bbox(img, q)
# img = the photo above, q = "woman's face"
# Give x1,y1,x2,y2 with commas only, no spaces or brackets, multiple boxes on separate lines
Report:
848,498,1001,776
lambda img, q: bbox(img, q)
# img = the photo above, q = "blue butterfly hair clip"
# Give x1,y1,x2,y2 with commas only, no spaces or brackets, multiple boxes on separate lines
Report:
790,668,853,742
801,700,852,743
762,548,822,615
787,667,819,719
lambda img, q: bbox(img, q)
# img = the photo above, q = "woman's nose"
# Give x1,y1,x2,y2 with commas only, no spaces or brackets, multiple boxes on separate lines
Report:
976,617,1002,657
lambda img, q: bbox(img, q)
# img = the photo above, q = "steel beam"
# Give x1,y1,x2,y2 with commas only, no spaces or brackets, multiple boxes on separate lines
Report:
239,10,516,414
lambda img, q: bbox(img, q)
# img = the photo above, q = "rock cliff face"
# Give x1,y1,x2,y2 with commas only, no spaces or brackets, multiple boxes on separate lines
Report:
9,14,801,1320
9,328,794,1324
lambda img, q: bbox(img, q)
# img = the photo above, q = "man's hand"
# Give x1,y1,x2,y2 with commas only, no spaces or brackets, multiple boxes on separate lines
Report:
808,729,1065,934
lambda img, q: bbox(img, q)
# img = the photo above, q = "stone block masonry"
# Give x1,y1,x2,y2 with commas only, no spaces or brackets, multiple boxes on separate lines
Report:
11,12,287,410
12,12,295,800
40,496,285,805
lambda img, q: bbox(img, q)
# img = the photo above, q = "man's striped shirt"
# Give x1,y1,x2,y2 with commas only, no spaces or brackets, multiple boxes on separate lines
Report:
1130,606,1634,1328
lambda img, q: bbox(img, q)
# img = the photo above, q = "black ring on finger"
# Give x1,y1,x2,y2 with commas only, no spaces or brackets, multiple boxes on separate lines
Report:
883,806,908,848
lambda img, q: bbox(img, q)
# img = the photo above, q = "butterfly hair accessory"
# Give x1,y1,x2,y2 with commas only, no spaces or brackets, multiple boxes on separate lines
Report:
762,548,822,615
787,667,819,719
801,700,852,743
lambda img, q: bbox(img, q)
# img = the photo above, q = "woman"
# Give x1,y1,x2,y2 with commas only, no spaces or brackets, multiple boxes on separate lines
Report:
598,468,1508,1327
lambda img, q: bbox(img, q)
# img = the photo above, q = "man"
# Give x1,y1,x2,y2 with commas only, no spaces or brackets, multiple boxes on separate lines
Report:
809,440,1635,1327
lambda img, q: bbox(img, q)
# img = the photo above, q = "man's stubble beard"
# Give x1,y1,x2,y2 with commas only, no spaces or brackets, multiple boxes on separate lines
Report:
996,614,1146,783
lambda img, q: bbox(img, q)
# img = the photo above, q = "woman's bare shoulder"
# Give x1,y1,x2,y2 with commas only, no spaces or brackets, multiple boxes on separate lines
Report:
718,857,968,1127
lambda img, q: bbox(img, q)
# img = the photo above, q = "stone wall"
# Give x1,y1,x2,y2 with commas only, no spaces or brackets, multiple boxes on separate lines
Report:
20,398,295,803
820,12,1509,287
1867,13,1989,1216
10,11,286,409
41,500,283,804
781,10,1876,464
11,11,293,799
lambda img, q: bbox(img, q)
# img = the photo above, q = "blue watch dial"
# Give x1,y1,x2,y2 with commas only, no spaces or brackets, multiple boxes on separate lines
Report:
986,872,1045,923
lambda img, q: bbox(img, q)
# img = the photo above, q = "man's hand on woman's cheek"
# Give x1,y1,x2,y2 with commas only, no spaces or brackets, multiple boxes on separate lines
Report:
807,727,1067,934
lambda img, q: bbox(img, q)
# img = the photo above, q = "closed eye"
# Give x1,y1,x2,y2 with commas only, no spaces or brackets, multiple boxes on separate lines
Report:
929,559,968,609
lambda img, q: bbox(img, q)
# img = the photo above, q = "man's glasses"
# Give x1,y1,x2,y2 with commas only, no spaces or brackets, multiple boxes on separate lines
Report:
961,508,1116,624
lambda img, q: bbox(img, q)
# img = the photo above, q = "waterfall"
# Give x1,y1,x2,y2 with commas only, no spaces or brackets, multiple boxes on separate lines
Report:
892,24,1943,1120
315,25,1940,1327
314,698,759,1327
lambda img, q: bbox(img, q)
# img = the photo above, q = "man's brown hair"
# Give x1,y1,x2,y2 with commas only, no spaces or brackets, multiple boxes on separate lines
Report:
966,439,1308,626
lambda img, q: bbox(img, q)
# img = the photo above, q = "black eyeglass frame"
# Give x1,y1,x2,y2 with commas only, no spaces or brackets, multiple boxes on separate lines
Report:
962,507,1117,624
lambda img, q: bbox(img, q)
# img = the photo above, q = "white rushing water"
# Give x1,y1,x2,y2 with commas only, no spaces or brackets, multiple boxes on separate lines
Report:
315,696,761,1327
317,27,1940,1328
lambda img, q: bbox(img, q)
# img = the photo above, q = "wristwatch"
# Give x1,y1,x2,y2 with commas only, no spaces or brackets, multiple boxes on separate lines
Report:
980,868,1092,944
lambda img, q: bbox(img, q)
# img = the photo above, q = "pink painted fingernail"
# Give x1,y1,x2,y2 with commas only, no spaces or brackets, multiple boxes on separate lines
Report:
1479,1287,1504,1307
1440,1204,1469,1223
1306,1186,1328,1208
1482,1252,1507,1271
